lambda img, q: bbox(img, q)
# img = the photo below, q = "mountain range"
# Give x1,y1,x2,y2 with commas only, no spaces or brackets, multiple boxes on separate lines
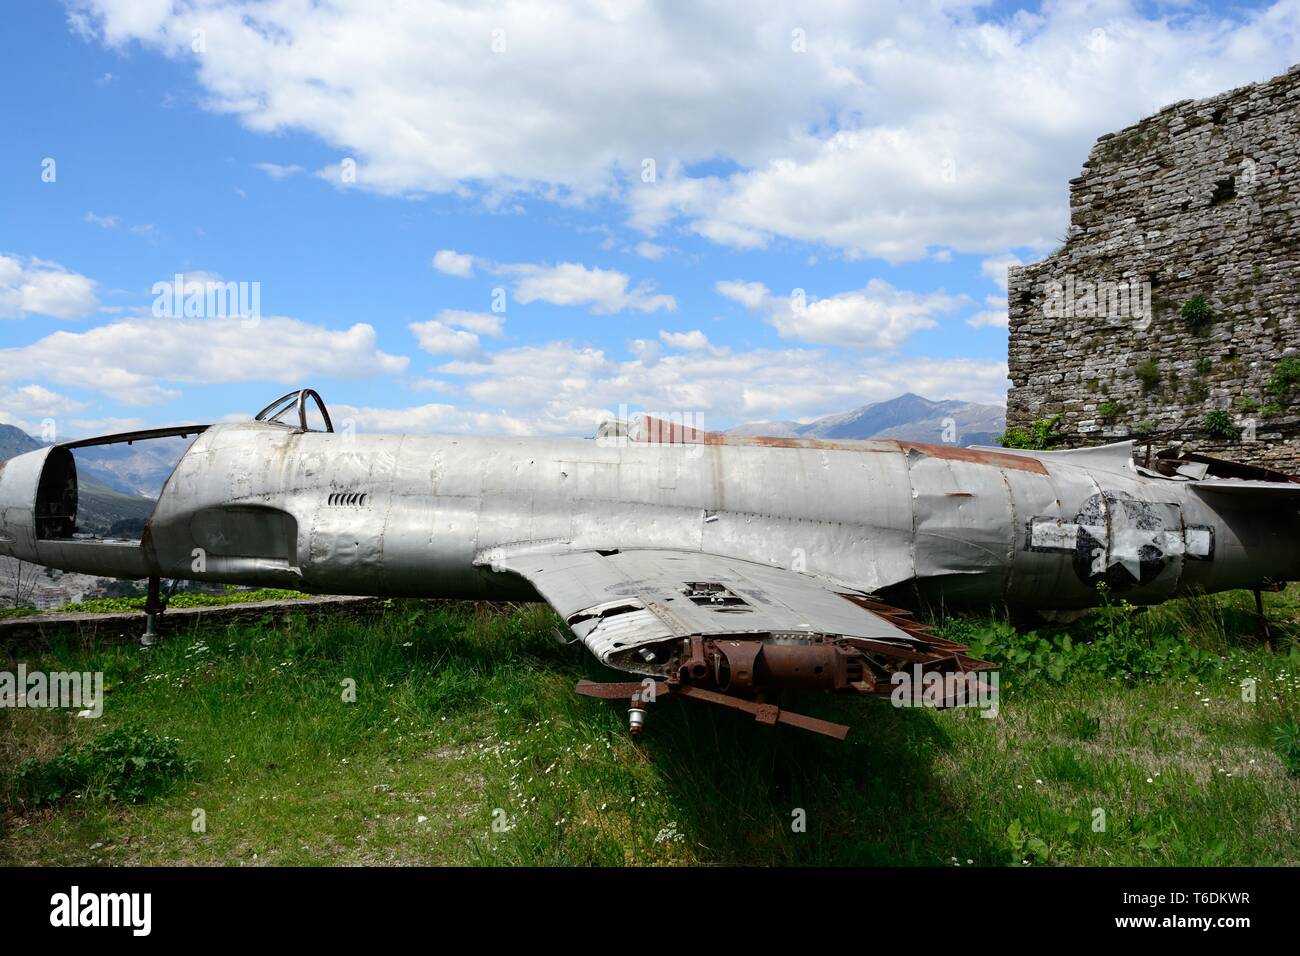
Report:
728,393,1006,447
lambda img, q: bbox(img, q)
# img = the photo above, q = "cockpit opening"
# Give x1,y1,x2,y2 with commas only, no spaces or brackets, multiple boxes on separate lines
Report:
35,426,208,542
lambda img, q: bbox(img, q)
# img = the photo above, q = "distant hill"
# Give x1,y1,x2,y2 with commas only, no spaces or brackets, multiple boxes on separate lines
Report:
0,424,157,536
0,423,41,460
728,393,1006,447
76,434,196,499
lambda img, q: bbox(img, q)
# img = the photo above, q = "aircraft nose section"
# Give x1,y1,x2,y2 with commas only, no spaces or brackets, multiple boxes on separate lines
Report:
0,446,60,562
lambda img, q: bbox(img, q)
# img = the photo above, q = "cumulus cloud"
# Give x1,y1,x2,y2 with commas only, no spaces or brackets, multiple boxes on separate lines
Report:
409,320,482,359
419,339,1008,436
504,262,675,314
967,295,1010,330
717,278,965,350
0,384,91,433
67,1,1300,261
0,316,408,405
432,249,476,278
434,251,674,315
980,254,1024,293
659,329,712,351
0,255,99,320
435,309,503,337
409,309,507,359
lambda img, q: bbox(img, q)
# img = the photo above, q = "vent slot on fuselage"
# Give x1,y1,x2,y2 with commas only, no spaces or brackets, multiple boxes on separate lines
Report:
327,492,370,508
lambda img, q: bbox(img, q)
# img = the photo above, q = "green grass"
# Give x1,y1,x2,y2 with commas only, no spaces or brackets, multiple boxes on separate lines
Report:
0,588,313,618
1,590,1298,866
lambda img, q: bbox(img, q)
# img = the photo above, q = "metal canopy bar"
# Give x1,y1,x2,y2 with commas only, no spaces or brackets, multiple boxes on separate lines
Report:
60,424,211,450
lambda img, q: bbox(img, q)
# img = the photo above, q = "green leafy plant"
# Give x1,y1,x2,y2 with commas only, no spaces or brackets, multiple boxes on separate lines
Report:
1273,722,1300,778
1238,397,1260,414
1203,409,1237,440
998,415,1063,450
1133,420,1156,436
1097,400,1120,419
9,724,194,807
1194,357,1213,375
1266,357,1300,399
949,590,1223,688
1179,296,1214,331
1262,402,1284,418
1134,359,1161,391
1007,818,1051,866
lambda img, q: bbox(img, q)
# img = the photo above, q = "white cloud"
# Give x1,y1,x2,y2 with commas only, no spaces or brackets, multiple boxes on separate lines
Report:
408,309,508,358
425,340,1007,436
409,319,482,359
67,416,149,435
980,254,1024,293
436,309,504,337
330,401,597,437
967,295,1010,330
0,316,408,405
432,249,476,278
253,162,305,180
505,262,675,314
436,252,673,315
659,329,712,351
633,241,667,261
84,212,158,239
0,255,99,320
0,385,91,433
718,278,965,350
714,279,769,311
69,1,1300,261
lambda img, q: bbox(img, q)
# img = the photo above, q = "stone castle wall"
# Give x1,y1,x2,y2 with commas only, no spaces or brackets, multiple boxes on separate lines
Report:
1006,64,1300,472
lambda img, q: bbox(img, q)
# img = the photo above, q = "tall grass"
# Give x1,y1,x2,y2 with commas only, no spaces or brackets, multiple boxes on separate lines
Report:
1,590,1297,866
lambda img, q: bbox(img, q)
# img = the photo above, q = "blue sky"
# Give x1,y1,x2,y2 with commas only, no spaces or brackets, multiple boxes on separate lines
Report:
2,0,1298,439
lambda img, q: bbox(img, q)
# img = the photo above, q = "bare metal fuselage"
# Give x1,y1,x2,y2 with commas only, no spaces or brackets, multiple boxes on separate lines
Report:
1,421,1295,611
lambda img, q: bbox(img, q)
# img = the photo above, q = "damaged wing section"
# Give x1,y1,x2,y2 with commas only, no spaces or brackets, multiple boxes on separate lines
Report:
475,546,995,737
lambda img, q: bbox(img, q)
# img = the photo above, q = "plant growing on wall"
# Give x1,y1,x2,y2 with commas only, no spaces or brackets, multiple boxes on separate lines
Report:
1266,357,1300,399
1203,409,1237,440
998,415,1063,450
1134,359,1161,392
1179,296,1214,332
1097,399,1120,419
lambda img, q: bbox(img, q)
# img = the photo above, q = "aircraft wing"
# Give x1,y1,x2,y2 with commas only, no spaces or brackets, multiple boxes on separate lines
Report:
1189,479,1300,498
474,546,990,681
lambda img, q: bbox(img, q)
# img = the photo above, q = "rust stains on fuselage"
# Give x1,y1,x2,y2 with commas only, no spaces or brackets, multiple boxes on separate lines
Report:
633,415,1049,475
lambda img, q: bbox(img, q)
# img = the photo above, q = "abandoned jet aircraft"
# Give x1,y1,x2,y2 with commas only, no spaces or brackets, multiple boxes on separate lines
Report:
1,388,1297,738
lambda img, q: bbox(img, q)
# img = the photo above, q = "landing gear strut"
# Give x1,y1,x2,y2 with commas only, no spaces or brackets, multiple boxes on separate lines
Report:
141,575,165,647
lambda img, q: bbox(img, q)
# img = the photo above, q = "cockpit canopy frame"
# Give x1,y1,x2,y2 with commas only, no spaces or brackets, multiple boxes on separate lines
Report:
253,389,334,433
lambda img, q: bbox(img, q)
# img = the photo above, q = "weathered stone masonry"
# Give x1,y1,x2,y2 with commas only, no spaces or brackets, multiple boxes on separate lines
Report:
1007,64,1300,471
